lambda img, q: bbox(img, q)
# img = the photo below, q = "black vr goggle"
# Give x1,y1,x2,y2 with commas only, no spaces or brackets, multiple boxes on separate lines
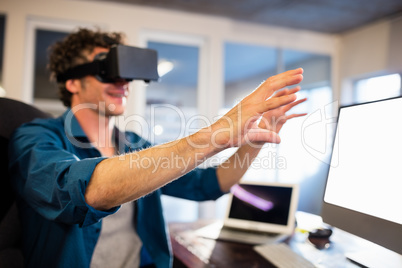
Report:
56,45,160,83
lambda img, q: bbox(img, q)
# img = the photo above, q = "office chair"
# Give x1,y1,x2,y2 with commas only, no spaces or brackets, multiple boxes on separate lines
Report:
0,97,51,267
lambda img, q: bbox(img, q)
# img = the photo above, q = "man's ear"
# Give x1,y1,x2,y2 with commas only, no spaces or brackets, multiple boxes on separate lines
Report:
65,79,81,94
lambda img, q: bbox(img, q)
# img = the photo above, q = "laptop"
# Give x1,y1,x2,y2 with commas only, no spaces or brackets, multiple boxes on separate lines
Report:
195,181,299,244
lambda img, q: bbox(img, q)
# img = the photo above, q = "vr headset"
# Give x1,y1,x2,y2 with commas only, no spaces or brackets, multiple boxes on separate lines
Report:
56,45,160,83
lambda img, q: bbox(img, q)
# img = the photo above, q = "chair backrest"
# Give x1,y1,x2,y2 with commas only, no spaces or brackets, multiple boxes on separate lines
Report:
0,97,51,267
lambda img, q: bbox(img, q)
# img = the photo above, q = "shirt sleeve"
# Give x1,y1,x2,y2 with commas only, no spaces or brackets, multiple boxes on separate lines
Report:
123,131,226,201
8,121,119,227
161,167,226,201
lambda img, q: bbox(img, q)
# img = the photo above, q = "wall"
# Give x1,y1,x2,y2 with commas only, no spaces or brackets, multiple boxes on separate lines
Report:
340,21,391,79
338,16,402,105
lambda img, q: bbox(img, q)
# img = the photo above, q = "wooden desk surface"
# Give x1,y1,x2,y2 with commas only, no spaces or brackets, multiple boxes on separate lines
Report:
169,220,277,268
168,219,374,268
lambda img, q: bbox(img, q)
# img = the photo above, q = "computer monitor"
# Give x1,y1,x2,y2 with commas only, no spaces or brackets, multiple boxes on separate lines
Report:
321,97,402,259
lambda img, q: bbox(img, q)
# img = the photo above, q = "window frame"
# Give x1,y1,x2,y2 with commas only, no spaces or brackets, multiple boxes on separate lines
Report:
23,17,105,113
138,30,213,221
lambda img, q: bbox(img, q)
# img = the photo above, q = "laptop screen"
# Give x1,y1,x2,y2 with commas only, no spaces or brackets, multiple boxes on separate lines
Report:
224,181,299,234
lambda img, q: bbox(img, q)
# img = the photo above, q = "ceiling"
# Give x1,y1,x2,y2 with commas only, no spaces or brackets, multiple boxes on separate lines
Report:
96,0,402,33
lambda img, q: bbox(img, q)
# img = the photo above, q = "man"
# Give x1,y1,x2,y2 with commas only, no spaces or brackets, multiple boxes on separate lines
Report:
8,28,306,267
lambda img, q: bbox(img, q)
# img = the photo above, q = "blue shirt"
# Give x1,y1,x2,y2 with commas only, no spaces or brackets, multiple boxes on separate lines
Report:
8,109,224,268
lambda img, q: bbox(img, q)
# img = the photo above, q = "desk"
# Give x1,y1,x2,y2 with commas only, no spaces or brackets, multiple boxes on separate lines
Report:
169,220,365,268
169,220,274,268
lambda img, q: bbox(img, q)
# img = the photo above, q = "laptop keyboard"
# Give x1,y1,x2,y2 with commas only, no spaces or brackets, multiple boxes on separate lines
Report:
219,227,287,244
254,243,315,268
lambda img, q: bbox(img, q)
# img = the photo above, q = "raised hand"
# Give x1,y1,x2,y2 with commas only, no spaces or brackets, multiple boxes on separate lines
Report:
210,68,304,149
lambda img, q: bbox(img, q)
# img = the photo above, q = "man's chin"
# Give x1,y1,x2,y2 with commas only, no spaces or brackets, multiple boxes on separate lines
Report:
107,109,125,117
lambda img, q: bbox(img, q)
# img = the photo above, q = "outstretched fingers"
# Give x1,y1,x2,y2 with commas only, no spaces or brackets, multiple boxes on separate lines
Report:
286,113,308,120
284,98,307,113
271,86,301,99
263,93,298,113
254,68,304,114
263,68,303,95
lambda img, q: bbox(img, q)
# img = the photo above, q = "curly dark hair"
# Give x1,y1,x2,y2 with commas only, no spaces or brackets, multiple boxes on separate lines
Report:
48,28,125,107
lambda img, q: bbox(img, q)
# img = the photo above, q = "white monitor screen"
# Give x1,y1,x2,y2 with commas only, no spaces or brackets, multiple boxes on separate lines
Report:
324,97,402,225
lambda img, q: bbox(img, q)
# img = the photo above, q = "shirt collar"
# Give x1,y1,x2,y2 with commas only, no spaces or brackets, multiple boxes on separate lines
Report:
62,108,87,138
61,109,130,152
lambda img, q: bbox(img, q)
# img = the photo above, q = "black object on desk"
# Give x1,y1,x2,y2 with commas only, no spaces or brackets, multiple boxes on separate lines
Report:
308,227,332,250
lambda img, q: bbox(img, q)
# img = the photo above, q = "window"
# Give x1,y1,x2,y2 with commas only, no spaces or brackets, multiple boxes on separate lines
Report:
279,49,332,181
145,40,203,222
145,41,199,145
279,50,332,214
219,42,279,182
278,86,332,180
223,42,277,109
34,29,68,101
218,43,333,215
354,73,401,103
24,18,98,114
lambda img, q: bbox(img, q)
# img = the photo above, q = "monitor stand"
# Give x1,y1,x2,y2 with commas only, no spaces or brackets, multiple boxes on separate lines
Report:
346,249,402,268
330,228,402,268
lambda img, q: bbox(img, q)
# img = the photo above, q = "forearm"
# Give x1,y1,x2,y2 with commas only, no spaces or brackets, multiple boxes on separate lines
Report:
216,144,263,192
85,130,220,210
